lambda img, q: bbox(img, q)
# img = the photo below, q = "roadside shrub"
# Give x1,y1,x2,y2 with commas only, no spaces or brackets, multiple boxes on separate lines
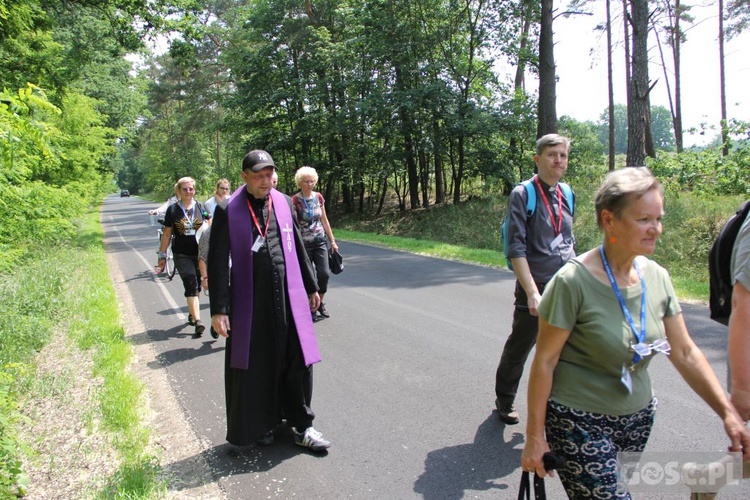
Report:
0,366,29,498
648,148,750,196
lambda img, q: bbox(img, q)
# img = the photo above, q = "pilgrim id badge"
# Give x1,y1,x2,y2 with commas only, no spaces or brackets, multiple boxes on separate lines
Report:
621,364,633,394
550,233,563,250
251,235,264,252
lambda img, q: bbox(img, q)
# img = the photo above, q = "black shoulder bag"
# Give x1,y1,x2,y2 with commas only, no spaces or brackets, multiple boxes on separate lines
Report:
518,451,568,500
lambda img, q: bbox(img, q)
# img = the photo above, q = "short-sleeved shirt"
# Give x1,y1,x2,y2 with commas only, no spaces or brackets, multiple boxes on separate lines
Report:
538,257,682,415
198,225,212,263
205,196,219,218
505,177,575,284
293,192,326,246
164,201,209,256
731,211,750,291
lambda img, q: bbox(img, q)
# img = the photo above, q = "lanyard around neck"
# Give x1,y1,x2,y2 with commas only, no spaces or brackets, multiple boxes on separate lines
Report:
599,245,647,363
179,201,195,225
247,196,273,239
533,176,563,235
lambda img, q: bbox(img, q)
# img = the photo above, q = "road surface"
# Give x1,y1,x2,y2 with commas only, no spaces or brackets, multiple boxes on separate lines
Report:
102,194,749,499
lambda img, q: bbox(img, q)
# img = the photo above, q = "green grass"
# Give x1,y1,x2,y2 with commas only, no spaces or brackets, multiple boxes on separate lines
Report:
336,229,505,268
0,209,165,498
335,187,746,303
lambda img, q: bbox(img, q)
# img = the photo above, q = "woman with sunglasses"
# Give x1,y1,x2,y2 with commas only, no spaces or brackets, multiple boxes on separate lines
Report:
158,177,211,337
205,178,231,217
521,167,750,498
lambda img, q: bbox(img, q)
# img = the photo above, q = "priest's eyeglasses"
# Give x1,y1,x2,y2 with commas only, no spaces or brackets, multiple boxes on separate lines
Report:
630,338,671,357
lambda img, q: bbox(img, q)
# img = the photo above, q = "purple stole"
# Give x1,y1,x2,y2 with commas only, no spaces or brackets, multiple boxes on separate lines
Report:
227,187,321,370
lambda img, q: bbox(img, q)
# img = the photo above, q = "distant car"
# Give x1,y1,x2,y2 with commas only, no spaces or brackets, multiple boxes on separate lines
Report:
120,189,130,197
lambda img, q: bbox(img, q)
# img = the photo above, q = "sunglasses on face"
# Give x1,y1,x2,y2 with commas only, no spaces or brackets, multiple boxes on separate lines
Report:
182,187,195,192
631,337,671,357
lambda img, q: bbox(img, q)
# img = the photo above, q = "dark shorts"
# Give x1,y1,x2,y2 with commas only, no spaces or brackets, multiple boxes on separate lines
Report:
174,253,200,297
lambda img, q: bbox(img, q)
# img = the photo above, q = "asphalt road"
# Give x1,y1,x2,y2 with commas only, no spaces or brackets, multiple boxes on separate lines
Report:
103,194,749,499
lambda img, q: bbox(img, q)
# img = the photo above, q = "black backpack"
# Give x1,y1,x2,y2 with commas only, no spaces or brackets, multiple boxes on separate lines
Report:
709,200,750,325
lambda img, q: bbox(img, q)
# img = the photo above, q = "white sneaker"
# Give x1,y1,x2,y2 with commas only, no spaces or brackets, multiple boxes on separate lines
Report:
293,427,331,451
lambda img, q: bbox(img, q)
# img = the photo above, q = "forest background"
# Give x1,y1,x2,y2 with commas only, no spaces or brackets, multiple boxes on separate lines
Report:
1,0,750,497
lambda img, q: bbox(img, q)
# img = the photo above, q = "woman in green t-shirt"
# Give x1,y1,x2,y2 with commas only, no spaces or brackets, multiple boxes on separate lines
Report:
521,167,750,498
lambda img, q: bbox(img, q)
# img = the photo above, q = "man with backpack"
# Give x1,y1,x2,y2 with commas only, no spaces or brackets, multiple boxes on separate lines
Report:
728,207,750,422
495,134,576,424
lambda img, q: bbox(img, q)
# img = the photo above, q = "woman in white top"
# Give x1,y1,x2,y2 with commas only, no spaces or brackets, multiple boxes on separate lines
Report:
204,178,231,217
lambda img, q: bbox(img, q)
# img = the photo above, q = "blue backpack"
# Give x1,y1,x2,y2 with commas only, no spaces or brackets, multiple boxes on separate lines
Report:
501,177,574,271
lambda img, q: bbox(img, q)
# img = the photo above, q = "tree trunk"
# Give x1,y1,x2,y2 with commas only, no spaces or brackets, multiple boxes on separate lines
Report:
537,0,558,137
433,119,445,204
419,148,429,208
394,65,420,209
719,0,729,156
626,0,651,166
606,0,616,171
674,0,684,152
452,135,465,205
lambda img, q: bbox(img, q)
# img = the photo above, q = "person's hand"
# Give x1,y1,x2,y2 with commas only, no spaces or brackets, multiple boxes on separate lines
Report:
154,257,166,273
148,209,157,215
309,292,321,312
731,387,750,422
211,314,230,338
331,241,339,253
723,411,750,461
527,291,543,317
521,436,552,478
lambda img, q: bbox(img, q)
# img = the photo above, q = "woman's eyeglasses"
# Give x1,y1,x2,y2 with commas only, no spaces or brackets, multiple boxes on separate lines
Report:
182,187,195,192
219,187,230,191
630,337,671,357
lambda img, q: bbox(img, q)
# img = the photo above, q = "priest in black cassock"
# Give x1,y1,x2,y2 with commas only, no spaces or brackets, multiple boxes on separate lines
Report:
207,149,331,452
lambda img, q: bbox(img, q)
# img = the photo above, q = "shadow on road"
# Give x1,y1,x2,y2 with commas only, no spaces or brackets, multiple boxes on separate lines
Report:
413,413,524,500
161,429,329,494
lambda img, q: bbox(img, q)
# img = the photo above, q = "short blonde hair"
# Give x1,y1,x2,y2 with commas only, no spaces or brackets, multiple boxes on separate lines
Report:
174,177,196,195
295,166,319,187
214,178,230,195
594,167,663,230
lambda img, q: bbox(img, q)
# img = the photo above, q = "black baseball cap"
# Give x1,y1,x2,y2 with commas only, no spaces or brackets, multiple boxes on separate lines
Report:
242,150,276,172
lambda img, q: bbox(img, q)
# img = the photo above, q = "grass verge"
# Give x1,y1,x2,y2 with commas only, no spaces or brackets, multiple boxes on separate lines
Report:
335,189,747,303
1,209,165,498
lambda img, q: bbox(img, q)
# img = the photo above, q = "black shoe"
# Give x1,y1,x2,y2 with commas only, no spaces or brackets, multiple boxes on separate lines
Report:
318,303,330,318
210,326,219,339
256,431,274,446
188,313,197,326
312,311,318,323
194,320,205,337
496,399,519,425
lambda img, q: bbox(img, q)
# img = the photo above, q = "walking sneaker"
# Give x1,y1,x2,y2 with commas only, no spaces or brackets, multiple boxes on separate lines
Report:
293,427,331,452
317,303,330,318
496,399,519,425
194,320,205,337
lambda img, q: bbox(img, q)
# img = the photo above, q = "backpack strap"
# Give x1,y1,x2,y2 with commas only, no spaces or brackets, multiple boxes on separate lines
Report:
559,182,575,216
521,178,536,217
525,177,575,217
195,201,208,219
